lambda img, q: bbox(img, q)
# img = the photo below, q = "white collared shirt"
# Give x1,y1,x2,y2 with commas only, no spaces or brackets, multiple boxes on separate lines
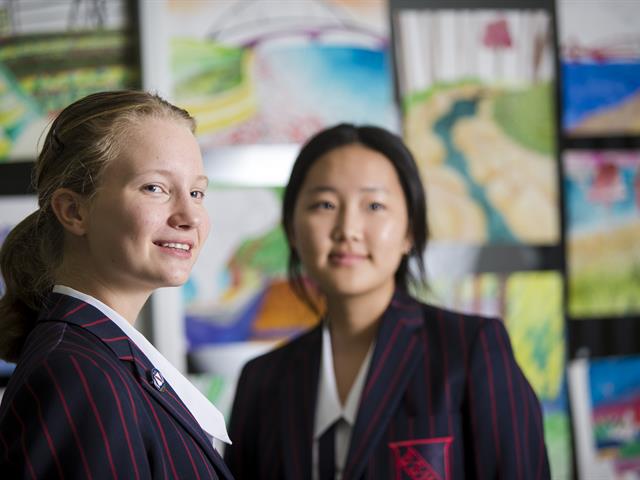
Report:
312,323,374,480
52,285,231,446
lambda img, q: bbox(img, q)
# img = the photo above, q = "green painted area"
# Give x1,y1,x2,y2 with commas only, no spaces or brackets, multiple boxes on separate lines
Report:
492,83,555,155
570,265,640,317
171,38,245,97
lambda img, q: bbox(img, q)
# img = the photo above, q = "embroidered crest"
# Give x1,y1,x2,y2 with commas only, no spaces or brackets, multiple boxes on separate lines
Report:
389,437,452,480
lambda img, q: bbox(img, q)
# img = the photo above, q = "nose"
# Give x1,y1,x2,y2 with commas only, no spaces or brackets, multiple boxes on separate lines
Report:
331,205,362,242
168,194,205,230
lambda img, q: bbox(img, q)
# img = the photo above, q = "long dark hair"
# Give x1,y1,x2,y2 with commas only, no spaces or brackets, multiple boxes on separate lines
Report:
282,123,428,311
0,90,195,362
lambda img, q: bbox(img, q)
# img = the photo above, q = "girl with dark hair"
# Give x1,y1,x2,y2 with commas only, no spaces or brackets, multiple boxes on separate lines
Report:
225,124,549,479
0,91,234,479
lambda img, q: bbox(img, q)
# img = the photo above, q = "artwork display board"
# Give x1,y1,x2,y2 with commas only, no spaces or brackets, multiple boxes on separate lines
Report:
0,0,139,162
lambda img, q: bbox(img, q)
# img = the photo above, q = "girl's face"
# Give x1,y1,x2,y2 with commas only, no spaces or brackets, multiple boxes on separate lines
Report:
81,117,210,296
291,143,411,302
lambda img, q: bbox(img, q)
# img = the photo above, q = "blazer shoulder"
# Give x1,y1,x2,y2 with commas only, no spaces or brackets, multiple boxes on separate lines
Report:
418,301,502,347
242,324,321,374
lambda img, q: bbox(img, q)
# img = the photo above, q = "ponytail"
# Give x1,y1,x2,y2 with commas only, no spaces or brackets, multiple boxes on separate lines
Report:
0,209,62,362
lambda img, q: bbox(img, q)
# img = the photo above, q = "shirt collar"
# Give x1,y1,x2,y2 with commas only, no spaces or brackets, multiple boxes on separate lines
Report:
314,321,374,439
52,285,231,445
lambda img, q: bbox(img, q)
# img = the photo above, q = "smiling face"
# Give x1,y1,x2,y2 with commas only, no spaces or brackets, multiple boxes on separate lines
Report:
291,143,411,303
80,116,210,296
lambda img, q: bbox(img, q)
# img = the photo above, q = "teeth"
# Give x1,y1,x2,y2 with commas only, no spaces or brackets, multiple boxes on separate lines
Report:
160,242,190,251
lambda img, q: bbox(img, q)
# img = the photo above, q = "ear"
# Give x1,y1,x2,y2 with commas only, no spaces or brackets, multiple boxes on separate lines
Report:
403,231,413,256
50,188,90,236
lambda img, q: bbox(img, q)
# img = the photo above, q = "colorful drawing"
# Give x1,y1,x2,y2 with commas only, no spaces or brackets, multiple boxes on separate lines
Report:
590,356,640,475
393,9,558,245
564,150,640,318
557,0,640,136
0,1,139,162
570,356,640,479
183,186,317,351
167,0,396,147
425,271,571,479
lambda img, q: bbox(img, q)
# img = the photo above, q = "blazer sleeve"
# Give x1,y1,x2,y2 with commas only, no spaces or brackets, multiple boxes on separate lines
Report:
0,352,147,479
463,317,551,479
224,359,261,480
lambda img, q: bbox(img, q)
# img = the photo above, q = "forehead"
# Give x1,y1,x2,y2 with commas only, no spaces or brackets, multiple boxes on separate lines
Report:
303,144,401,188
108,117,203,176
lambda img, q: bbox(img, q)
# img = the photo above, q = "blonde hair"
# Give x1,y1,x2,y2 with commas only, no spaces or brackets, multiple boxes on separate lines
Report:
0,90,195,362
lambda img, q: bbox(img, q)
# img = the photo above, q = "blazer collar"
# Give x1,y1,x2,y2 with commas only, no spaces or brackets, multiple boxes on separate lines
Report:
343,290,425,479
39,292,234,479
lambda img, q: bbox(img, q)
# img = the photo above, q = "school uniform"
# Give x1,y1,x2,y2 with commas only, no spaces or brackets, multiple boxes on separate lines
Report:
224,289,550,479
0,287,234,479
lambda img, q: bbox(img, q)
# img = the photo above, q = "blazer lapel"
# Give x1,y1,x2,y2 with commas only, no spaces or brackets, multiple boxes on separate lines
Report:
343,292,425,479
279,326,322,480
42,293,233,479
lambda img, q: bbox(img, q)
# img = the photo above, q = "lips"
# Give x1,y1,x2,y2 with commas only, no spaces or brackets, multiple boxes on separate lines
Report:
329,252,368,266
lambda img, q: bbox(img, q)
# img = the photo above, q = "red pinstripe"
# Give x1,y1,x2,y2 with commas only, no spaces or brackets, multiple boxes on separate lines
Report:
363,322,403,398
421,329,434,436
24,381,64,478
437,312,453,436
60,303,87,318
494,322,523,479
479,331,501,462
73,350,140,480
11,403,37,479
136,382,180,478
70,356,118,478
347,336,418,472
65,330,140,423
103,336,129,343
83,317,110,327
44,362,93,478
170,415,201,480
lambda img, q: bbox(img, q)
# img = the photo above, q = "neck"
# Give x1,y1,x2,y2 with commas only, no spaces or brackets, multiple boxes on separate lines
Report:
55,265,149,325
325,285,395,347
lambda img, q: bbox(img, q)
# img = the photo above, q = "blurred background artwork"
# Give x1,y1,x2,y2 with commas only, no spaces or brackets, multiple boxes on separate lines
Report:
166,0,397,147
570,356,640,479
557,0,640,137
0,0,139,162
393,8,558,245
563,150,640,318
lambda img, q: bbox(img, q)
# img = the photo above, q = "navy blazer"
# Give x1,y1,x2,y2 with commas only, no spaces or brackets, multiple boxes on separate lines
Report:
225,291,550,479
0,293,234,479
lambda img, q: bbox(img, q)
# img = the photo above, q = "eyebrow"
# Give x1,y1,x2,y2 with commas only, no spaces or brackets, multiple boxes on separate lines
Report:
135,169,209,186
306,185,389,193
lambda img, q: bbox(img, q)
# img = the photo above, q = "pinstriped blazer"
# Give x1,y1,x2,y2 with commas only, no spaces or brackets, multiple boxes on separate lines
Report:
0,293,234,479
224,290,550,479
